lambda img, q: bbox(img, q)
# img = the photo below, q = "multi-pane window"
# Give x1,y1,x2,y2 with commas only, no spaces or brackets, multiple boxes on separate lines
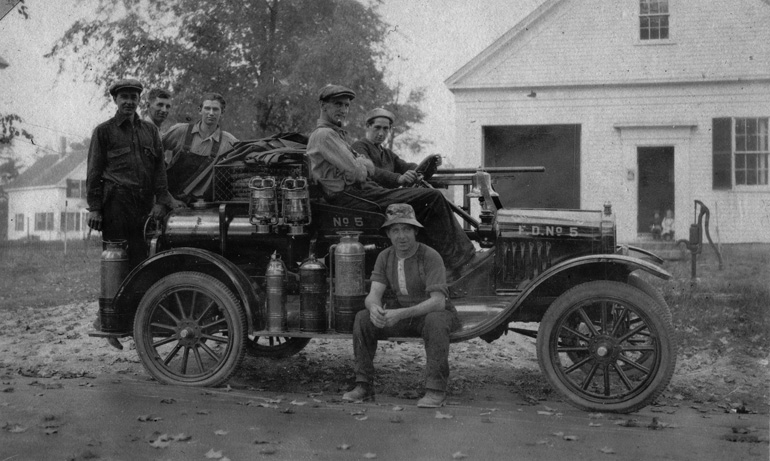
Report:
60,212,82,232
66,179,87,198
34,212,54,231
712,117,769,189
640,0,669,40
14,214,24,231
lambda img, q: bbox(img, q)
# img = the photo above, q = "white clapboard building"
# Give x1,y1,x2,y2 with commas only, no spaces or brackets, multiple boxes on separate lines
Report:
446,0,770,243
6,149,89,241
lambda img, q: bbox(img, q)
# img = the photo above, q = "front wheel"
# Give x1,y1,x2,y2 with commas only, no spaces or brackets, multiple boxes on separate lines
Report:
134,272,247,387
537,281,676,413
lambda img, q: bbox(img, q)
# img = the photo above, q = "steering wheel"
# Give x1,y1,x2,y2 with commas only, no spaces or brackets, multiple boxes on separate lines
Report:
414,154,442,182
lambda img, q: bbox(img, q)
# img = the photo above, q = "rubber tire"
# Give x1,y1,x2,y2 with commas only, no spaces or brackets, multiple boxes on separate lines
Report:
246,336,311,358
134,272,247,387
537,280,676,413
628,272,672,321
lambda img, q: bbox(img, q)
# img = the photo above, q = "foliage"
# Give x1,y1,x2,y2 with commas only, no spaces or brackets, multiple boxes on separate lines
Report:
47,0,427,150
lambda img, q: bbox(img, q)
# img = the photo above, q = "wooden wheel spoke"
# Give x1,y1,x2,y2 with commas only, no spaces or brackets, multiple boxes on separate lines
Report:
617,323,648,343
201,334,228,344
610,306,628,336
151,336,178,348
162,343,183,366
202,317,227,331
603,364,611,396
577,308,600,336
565,354,593,374
561,325,591,343
612,362,636,391
179,346,190,374
150,321,176,332
199,341,222,361
195,299,217,322
617,354,651,374
191,346,205,372
188,290,198,320
600,301,608,334
173,292,188,320
581,362,600,390
159,302,181,325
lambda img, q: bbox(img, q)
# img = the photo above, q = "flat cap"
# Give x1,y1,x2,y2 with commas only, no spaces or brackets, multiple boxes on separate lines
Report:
365,108,395,125
318,84,355,102
109,78,143,97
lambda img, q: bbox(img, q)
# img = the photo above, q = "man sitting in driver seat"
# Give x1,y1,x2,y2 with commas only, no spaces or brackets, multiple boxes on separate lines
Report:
306,84,478,274
352,108,426,188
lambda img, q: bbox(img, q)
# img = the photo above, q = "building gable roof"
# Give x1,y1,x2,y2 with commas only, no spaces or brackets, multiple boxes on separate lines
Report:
6,150,87,190
446,0,770,90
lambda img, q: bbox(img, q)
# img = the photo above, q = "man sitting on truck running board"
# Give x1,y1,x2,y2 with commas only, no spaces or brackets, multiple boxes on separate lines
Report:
343,203,460,407
306,84,484,276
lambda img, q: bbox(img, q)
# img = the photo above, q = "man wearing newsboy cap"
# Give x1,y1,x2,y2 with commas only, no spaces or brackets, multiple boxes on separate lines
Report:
306,84,476,274
343,204,460,408
86,79,175,349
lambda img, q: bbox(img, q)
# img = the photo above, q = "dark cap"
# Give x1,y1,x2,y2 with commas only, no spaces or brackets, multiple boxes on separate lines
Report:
365,108,395,125
109,79,143,97
381,203,423,230
319,84,356,102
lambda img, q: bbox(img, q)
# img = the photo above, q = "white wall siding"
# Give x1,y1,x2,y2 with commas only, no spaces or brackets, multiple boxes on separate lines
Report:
452,80,770,243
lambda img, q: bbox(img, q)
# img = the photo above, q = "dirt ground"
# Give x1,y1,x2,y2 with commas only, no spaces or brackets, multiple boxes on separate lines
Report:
0,300,766,415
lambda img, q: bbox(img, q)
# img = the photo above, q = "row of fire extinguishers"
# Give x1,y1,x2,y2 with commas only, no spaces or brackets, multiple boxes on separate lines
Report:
264,231,367,334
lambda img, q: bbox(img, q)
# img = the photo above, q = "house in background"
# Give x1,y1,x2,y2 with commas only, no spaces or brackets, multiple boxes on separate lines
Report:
446,0,770,243
6,149,89,241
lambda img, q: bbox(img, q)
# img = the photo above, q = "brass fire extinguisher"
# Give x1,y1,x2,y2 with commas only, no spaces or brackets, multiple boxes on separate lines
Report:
265,251,287,332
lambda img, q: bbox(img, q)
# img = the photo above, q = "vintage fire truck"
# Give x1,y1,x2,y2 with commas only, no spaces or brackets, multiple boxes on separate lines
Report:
91,135,676,413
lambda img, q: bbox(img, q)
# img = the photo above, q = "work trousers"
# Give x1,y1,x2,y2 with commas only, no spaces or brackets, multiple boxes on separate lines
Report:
352,308,461,392
102,184,152,269
328,186,474,269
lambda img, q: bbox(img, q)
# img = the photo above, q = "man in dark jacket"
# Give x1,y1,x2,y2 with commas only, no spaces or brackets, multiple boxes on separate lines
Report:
87,79,176,349
351,108,420,188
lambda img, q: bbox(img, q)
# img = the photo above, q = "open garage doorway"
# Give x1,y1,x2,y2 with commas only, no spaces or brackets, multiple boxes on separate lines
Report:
483,125,581,209
637,146,674,235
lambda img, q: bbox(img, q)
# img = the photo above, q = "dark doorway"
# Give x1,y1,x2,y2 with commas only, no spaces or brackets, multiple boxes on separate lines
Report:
483,125,581,209
637,146,675,234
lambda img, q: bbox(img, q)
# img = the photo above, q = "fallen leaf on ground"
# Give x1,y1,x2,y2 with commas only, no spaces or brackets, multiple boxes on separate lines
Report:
205,448,223,459
435,411,453,419
214,429,229,436
160,398,176,404
392,406,404,411
173,433,192,441
337,444,351,450
552,431,564,437
589,422,603,427
260,447,277,454
350,410,366,416
563,435,579,441
290,400,307,406
614,419,639,427
364,453,377,459
355,416,369,421
599,446,616,454
44,428,58,435
588,413,603,419
137,414,162,422
452,451,468,459
197,409,211,415
537,411,554,416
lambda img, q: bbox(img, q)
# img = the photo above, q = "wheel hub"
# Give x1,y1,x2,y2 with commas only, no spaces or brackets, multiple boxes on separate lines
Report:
589,336,618,363
177,320,201,347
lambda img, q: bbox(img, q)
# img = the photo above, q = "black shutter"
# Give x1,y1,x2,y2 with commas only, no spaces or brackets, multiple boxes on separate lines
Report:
712,118,732,190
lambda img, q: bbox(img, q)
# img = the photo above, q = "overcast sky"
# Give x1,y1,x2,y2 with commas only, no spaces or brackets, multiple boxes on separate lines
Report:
0,0,542,167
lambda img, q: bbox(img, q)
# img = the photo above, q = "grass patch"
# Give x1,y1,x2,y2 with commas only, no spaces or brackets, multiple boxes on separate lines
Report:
656,243,770,357
0,239,101,312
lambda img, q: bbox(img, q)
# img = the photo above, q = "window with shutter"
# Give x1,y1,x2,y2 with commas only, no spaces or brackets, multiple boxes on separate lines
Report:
712,118,732,189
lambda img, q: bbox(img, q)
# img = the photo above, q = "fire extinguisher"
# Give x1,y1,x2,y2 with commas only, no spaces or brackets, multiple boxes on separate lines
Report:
265,251,287,332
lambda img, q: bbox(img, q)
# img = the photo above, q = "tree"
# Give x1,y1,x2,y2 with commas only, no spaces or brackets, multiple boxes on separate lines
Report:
47,0,428,151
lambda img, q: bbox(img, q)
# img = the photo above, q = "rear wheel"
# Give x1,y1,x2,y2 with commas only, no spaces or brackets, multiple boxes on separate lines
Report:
537,281,676,413
134,272,247,387
246,336,311,358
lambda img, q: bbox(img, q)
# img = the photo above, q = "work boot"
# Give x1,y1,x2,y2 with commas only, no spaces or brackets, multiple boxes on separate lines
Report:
342,384,375,402
106,337,123,350
417,390,446,408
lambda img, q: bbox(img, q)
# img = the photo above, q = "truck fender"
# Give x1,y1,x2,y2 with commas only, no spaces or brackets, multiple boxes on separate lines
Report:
474,254,670,342
113,248,261,333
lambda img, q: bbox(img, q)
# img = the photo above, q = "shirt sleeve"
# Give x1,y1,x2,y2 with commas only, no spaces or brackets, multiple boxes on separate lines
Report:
370,248,391,287
392,152,419,175
352,140,402,188
422,246,449,297
162,123,187,166
86,126,106,212
151,126,172,205
315,128,369,183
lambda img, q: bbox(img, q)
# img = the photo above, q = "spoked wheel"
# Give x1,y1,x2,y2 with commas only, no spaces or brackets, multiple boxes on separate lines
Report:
134,272,247,387
537,281,676,413
246,336,311,358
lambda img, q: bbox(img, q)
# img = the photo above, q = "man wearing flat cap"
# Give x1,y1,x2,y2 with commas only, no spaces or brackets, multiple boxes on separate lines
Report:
351,108,421,188
343,204,460,407
306,84,476,274
86,79,175,347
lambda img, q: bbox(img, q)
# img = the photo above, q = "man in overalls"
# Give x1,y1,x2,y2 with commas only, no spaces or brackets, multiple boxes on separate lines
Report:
162,92,238,205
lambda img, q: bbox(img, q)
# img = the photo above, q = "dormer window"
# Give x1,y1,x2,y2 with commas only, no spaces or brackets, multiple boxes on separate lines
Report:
640,0,669,40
